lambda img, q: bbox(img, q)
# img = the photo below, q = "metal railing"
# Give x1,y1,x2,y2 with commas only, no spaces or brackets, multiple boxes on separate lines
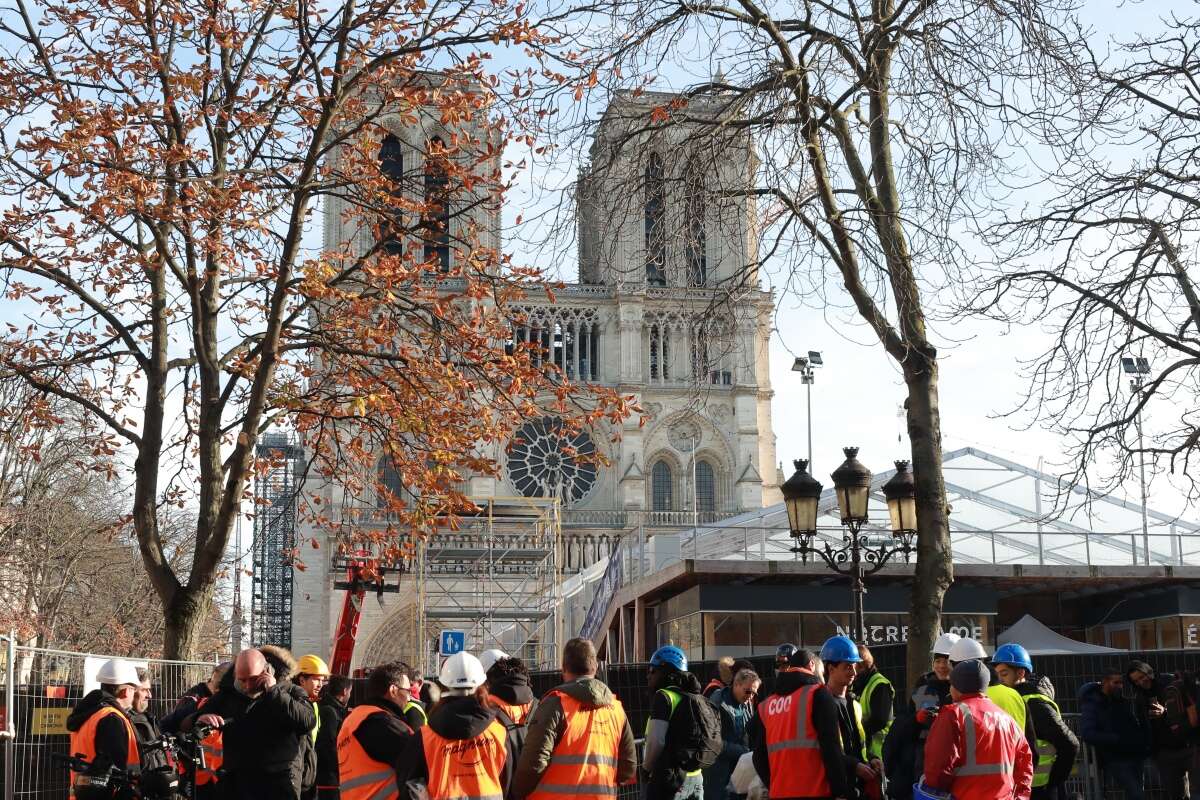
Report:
0,635,216,800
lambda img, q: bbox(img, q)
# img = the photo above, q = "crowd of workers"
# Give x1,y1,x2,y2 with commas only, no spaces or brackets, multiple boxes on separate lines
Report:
62,632,1199,800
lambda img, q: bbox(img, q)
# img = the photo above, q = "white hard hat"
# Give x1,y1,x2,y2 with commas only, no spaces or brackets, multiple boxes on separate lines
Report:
439,652,487,694
479,649,508,673
948,637,988,663
96,659,140,687
933,632,962,656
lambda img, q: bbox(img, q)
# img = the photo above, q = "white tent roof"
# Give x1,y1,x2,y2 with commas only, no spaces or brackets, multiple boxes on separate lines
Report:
998,614,1125,655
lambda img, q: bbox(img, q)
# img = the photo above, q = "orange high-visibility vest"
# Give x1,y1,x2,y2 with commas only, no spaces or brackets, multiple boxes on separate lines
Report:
527,691,627,800
69,705,140,798
182,696,224,786
759,685,831,799
421,717,507,800
337,705,402,800
945,696,1023,800
491,699,533,726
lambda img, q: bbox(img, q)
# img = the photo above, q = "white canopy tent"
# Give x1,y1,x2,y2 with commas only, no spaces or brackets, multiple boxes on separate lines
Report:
998,614,1126,655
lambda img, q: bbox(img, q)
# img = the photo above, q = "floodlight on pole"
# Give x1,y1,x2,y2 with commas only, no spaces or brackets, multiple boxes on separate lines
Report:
1121,355,1152,565
791,351,822,469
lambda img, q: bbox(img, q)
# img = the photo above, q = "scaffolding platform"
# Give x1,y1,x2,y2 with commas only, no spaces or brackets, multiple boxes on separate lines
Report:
251,433,303,649
415,496,561,671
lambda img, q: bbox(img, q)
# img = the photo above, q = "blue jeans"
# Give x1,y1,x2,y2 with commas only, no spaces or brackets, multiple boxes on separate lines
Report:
1104,758,1147,800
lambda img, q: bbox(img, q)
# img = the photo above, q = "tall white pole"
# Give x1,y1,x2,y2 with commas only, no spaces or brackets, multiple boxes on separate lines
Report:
1137,410,1150,565
806,379,813,470
692,435,699,535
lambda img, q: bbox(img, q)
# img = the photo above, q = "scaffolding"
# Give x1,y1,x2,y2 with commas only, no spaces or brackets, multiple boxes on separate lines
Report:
251,432,303,648
415,496,562,672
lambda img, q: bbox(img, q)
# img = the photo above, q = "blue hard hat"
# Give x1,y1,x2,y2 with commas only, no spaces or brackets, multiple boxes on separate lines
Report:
650,645,688,673
820,635,862,664
913,781,953,800
993,643,1033,673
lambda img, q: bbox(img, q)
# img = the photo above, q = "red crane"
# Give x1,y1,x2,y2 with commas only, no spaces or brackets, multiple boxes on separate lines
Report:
330,552,403,677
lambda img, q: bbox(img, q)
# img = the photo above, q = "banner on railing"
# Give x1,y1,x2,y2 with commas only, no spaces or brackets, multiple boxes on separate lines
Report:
580,553,623,641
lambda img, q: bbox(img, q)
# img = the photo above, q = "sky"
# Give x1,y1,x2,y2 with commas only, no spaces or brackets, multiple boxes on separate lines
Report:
494,0,1199,521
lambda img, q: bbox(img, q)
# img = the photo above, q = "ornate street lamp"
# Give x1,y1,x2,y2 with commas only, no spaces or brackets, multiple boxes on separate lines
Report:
882,460,918,537
785,448,919,643
781,459,822,543
831,447,872,527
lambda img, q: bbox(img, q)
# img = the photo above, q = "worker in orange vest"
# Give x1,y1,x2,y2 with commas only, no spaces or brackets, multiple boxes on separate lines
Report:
749,647,851,799
923,660,1034,800
512,637,637,800
65,658,142,800
337,662,416,800
486,655,538,753
397,652,516,800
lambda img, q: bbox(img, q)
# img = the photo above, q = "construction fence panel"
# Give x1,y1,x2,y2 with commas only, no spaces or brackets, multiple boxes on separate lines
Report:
0,635,215,800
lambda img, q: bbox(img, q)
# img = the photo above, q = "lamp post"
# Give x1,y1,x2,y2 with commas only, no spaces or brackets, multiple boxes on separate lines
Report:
1121,356,1152,565
782,448,918,642
791,351,823,469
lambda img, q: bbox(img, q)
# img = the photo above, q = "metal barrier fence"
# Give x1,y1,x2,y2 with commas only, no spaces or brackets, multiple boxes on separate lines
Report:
0,634,216,800
529,649,1200,800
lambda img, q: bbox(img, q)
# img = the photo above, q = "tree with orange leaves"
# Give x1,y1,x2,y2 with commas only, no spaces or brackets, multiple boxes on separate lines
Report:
0,0,630,658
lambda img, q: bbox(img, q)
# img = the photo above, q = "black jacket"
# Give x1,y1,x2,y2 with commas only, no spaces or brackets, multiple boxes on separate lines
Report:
1128,671,1195,753
488,672,538,757
1016,676,1078,789
185,654,316,799
160,681,212,735
881,710,921,800
831,689,867,798
1079,681,1149,766
749,670,851,800
852,669,895,743
128,711,168,773
66,691,138,778
315,696,350,788
352,697,414,776
397,695,517,800
909,671,951,713
403,699,427,731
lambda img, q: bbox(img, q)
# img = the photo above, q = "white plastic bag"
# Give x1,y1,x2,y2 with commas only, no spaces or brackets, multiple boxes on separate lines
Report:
729,751,767,800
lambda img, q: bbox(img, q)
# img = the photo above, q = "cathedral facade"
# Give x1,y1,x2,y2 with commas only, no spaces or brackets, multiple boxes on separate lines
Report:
289,88,781,666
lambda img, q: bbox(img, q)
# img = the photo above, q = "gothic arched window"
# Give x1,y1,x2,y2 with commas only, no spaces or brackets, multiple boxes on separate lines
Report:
378,134,404,255
377,455,405,508
423,136,451,272
644,154,666,286
685,158,706,286
651,460,674,511
695,460,716,514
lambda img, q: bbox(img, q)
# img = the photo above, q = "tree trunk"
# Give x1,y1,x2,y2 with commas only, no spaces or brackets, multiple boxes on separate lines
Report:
903,356,954,691
163,583,215,660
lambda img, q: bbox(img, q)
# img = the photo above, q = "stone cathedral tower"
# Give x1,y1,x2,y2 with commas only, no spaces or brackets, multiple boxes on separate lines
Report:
289,88,780,666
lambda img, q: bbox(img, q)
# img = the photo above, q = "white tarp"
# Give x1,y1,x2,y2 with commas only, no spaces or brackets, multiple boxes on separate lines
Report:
998,614,1125,655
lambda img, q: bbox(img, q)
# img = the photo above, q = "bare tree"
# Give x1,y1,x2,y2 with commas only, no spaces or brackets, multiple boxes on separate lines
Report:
542,0,1084,682
967,14,1200,512
0,382,227,657
0,0,631,657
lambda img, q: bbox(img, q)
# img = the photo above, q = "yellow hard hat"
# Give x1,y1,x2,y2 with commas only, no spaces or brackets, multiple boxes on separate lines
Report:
296,654,331,677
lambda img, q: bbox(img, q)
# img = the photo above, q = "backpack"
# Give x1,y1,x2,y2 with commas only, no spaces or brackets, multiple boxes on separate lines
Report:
665,689,723,772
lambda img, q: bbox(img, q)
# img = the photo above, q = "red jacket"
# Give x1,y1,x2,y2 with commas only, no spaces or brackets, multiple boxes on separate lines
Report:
924,693,1033,800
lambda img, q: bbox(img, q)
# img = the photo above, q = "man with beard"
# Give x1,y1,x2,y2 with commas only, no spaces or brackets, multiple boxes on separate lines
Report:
127,668,178,800
195,647,316,800
66,659,141,800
